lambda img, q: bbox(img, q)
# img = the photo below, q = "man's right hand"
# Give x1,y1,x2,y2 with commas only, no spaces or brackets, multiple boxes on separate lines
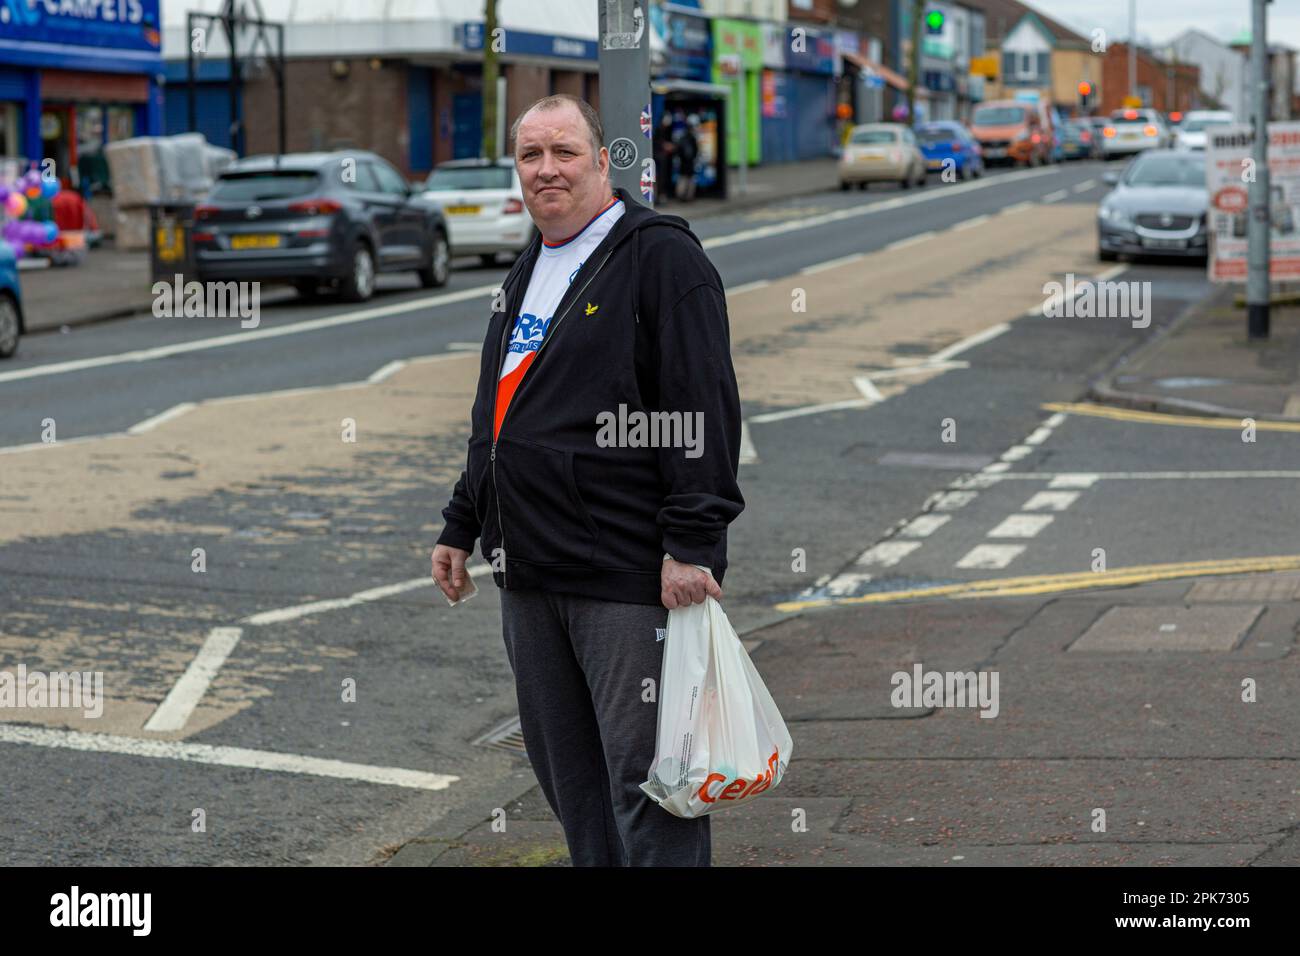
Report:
431,544,472,604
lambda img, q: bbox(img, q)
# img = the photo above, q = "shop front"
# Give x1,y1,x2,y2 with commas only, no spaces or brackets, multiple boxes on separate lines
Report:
651,3,727,199
712,18,762,169
0,0,163,192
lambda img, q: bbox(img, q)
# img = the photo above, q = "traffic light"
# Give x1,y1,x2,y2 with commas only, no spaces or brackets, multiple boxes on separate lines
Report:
1077,80,1092,110
925,10,945,34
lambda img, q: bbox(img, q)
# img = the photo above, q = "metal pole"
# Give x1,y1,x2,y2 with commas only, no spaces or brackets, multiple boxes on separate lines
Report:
277,24,286,156
1247,0,1271,338
1128,0,1137,102
482,0,498,159
597,0,652,204
225,8,240,153
187,13,197,135
737,76,747,195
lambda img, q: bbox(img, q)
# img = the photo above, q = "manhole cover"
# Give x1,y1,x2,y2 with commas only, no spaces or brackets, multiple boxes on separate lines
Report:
474,715,527,754
1069,605,1262,653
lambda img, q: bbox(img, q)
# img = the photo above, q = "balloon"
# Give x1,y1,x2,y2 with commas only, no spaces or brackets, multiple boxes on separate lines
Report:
24,185,40,199
0,186,8,203
40,178,60,199
5,192,27,217
43,221,58,243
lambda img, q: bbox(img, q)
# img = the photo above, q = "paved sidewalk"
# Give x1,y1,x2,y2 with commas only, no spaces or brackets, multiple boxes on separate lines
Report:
19,243,155,333
388,569,1300,866
656,157,840,220
1091,283,1300,421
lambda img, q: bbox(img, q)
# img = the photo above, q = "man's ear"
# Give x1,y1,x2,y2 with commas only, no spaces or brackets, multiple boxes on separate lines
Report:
597,146,610,177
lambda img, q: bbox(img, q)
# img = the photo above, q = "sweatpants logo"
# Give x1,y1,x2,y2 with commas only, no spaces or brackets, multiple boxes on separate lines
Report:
655,627,666,642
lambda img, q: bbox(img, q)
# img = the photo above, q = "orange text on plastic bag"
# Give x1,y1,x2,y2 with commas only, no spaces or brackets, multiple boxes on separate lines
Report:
696,747,780,804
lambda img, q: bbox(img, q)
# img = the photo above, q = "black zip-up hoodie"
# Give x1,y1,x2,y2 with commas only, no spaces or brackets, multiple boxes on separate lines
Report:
435,187,744,606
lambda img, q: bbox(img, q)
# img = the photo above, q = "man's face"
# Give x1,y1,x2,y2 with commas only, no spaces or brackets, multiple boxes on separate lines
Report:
515,103,611,237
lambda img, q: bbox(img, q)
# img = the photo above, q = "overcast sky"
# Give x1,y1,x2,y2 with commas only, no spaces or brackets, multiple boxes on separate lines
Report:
1025,0,1300,51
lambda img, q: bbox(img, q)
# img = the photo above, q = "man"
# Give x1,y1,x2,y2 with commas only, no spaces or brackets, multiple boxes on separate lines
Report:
430,94,744,867
674,115,699,202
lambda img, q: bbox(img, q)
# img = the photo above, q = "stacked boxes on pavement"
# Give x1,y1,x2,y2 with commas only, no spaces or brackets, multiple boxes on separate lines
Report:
104,134,236,251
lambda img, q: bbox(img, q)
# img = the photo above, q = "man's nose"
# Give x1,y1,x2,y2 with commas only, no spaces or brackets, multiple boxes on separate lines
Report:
537,149,559,180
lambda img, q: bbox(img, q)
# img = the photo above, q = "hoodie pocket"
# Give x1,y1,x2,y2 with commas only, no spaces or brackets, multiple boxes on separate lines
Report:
493,435,599,566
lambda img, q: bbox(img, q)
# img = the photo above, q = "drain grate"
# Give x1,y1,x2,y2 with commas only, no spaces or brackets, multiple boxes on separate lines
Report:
474,715,527,754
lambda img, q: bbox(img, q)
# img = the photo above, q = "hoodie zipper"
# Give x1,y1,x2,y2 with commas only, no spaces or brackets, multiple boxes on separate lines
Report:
489,243,619,589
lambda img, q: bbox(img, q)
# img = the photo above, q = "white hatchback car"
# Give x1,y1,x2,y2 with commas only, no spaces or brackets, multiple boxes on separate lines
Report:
421,158,535,266
1174,110,1235,150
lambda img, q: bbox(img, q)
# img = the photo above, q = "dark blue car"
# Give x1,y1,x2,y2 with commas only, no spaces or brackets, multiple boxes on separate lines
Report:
0,240,23,359
915,122,984,180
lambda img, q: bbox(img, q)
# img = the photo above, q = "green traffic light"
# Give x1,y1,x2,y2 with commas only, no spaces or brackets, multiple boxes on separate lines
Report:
926,10,945,30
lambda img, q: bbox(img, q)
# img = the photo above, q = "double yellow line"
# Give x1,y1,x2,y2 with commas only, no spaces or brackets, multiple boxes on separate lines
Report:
1043,402,1300,432
775,554,1300,612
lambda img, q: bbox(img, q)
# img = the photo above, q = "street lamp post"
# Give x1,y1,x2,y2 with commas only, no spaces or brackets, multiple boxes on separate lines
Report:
1247,0,1271,338
597,0,652,205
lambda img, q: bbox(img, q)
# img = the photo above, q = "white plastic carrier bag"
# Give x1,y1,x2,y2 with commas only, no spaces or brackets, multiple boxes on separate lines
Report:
640,594,793,818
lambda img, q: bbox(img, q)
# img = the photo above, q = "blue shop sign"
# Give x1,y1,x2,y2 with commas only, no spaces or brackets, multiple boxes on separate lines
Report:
0,0,161,54
460,22,596,61
783,25,835,74
653,5,711,82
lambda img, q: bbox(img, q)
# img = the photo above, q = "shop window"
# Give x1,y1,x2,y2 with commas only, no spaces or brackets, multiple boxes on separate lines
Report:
0,103,19,158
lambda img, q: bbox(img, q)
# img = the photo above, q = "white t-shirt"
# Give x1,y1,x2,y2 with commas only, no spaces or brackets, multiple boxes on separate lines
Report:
494,196,625,438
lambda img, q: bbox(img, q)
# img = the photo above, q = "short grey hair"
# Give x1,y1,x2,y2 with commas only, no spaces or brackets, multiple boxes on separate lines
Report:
509,94,605,162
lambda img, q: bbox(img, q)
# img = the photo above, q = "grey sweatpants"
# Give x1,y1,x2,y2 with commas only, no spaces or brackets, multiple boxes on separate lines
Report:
499,587,711,867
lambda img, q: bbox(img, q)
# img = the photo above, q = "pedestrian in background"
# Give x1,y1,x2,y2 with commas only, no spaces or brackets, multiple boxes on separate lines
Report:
675,115,699,202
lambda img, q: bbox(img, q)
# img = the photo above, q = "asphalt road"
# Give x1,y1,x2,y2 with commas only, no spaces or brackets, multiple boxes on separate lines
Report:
7,156,1292,866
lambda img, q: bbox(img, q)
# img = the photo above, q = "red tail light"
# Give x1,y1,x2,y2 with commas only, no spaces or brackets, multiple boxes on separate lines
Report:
1080,130,1092,142
502,198,524,214
1103,126,1117,138
1123,109,1139,120
288,198,342,216
194,205,218,221
1144,125,1158,137
192,231,215,242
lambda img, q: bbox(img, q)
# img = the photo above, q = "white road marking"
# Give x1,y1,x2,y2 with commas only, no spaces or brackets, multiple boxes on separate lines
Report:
0,284,500,386
143,627,244,733
1021,491,1081,512
748,397,870,423
900,514,951,538
826,572,874,596
0,352,476,453
739,420,758,464
701,165,1062,251
928,323,1010,363
1000,201,1035,215
956,544,1025,569
1024,427,1054,445
1042,189,1069,203
950,214,991,232
800,252,867,275
855,541,922,567
1001,444,1034,461
0,724,459,791
727,279,772,296
1072,179,1097,193
1095,264,1129,282
1048,473,1101,488
127,402,197,435
1045,413,1067,428
447,342,483,350
930,490,979,511
951,473,1003,489
982,461,1012,473
240,568,492,626
367,359,407,383
988,514,1055,538
853,376,885,403
885,231,938,252
867,360,969,379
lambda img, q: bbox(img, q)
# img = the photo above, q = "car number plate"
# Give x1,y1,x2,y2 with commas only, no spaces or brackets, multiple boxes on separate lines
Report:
1141,236,1187,250
231,234,281,249
985,148,1005,158
926,159,943,169
444,205,482,215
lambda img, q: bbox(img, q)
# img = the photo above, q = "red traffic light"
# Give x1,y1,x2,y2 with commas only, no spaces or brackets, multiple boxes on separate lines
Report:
1077,81,1092,97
